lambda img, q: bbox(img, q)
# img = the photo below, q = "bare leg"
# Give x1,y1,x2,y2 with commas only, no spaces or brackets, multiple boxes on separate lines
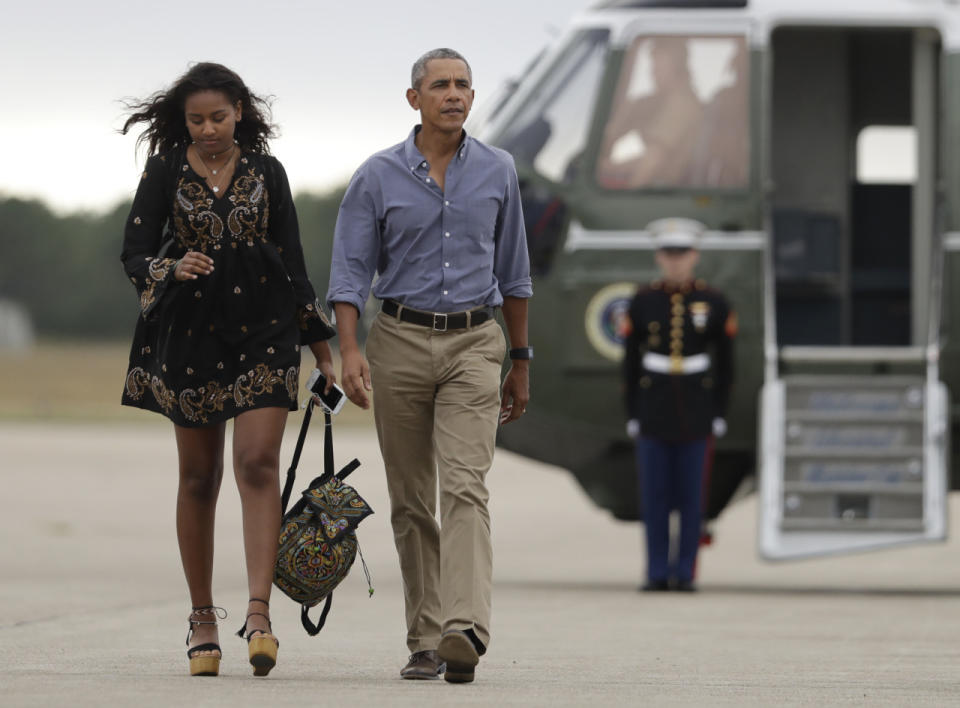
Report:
232,406,287,636
174,422,226,653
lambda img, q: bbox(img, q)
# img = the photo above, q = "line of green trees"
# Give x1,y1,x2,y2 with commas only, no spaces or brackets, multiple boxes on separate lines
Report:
0,188,346,339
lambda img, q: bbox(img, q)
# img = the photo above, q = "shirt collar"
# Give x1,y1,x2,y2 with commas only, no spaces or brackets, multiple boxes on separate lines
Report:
404,125,471,171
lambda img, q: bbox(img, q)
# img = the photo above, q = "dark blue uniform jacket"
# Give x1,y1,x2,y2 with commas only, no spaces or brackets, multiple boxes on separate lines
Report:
623,279,735,442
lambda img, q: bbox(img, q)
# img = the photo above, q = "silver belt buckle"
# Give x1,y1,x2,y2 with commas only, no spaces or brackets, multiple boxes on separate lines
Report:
432,313,448,331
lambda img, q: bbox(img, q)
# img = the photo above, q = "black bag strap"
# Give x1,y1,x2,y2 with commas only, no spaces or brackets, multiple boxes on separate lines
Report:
330,458,361,483
281,397,363,513
301,594,333,636
157,146,187,259
281,399,334,513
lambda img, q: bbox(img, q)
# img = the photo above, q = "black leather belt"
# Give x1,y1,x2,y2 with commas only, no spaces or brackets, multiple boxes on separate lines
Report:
381,300,495,331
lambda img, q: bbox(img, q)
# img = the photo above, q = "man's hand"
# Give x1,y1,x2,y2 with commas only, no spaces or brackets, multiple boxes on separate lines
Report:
500,297,530,425
500,363,529,424
341,346,371,409
333,302,372,409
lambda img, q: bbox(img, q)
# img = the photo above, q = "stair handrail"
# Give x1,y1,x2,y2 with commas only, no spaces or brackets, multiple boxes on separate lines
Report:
762,213,779,382
925,207,945,382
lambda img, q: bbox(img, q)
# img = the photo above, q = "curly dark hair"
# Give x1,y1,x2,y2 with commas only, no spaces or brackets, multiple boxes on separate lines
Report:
121,62,276,156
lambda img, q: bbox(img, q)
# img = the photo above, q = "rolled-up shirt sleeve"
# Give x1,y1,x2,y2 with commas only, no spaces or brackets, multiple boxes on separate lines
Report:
327,168,381,315
493,156,533,299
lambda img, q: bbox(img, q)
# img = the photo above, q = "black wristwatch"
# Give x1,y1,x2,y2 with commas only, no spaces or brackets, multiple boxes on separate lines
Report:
509,347,534,360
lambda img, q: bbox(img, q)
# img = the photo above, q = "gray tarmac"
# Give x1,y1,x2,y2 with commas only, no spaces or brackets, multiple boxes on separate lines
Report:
2,421,960,706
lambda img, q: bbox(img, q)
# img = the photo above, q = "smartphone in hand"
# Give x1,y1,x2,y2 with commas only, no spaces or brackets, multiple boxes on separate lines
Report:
306,369,346,415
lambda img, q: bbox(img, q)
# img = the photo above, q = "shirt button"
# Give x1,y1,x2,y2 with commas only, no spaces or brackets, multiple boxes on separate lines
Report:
444,262,450,267
426,178,431,183
445,200,450,206
443,290,449,295
445,231,451,237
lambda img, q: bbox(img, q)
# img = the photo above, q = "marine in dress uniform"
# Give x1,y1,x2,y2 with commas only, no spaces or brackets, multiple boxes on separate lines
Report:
623,218,736,591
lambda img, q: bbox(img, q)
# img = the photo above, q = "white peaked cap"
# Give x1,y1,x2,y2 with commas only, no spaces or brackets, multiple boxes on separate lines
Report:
646,218,706,249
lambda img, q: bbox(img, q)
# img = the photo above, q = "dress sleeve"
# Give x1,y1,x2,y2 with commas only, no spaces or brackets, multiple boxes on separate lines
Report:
266,156,336,344
120,154,179,319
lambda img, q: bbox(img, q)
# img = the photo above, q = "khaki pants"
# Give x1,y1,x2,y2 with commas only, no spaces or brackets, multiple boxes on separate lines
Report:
366,311,505,652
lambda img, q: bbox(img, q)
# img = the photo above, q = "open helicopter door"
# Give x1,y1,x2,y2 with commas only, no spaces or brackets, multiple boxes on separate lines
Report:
758,26,948,559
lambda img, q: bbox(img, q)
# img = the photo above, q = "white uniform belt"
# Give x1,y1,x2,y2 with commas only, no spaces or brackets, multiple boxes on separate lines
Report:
642,352,710,375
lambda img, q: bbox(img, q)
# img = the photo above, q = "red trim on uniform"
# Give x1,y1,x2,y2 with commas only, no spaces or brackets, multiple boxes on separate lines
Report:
691,435,716,581
532,199,562,238
725,311,739,338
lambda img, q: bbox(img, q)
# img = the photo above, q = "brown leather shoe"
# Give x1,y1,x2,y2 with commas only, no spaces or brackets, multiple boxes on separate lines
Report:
400,650,446,680
438,630,480,683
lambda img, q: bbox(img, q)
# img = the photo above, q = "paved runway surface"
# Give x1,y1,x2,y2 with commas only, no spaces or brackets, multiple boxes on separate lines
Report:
2,422,960,706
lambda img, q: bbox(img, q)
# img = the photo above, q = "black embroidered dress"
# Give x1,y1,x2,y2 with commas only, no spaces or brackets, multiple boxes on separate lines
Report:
121,147,335,426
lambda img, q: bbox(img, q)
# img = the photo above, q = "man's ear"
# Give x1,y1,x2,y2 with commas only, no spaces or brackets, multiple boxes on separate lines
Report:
406,88,420,110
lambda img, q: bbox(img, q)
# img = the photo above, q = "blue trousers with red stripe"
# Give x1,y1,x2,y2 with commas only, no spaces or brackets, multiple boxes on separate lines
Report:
636,437,708,584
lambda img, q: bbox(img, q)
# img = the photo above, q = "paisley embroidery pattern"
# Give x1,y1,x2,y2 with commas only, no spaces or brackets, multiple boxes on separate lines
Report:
125,363,298,424
285,366,299,401
179,384,235,425
174,181,225,251
172,166,269,252
125,367,177,415
299,299,333,332
233,363,288,408
138,257,179,314
227,169,268,245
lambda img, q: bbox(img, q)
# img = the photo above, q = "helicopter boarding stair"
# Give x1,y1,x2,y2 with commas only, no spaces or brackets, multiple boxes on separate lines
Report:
759,347,948,559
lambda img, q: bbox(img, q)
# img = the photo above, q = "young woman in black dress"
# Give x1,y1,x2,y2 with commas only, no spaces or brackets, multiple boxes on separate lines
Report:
120,62,337,677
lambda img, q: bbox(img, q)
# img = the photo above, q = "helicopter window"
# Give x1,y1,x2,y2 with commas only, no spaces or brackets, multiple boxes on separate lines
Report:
596,35,749,190
468,49,547,132
856,126,916,184
494,28,610,183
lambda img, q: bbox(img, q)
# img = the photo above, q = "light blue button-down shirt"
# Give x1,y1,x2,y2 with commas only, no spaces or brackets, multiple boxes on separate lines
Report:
327,126,533,315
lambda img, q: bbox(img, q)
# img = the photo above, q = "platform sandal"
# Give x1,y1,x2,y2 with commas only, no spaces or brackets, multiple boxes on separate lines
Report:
186,606,227,677
236,598,279,677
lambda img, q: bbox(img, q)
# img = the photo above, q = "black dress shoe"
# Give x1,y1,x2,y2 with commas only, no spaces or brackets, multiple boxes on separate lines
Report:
641,580,670,592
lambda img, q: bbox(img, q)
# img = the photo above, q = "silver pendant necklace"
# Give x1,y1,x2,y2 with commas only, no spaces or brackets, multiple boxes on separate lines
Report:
195,143,236,193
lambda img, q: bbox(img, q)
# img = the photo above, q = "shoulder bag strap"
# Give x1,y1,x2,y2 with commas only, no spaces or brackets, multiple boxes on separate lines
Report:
280,399,334,513
157,147,186,259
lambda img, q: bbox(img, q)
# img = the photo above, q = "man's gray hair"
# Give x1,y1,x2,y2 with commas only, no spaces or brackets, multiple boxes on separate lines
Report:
411,48,473,90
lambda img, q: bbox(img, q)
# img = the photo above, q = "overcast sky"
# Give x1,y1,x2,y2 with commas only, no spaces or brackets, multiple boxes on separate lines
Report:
0,0,590,213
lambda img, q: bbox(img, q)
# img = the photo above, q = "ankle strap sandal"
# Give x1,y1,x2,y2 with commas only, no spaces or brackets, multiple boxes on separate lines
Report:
186,605,226,677
236,598,278,677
